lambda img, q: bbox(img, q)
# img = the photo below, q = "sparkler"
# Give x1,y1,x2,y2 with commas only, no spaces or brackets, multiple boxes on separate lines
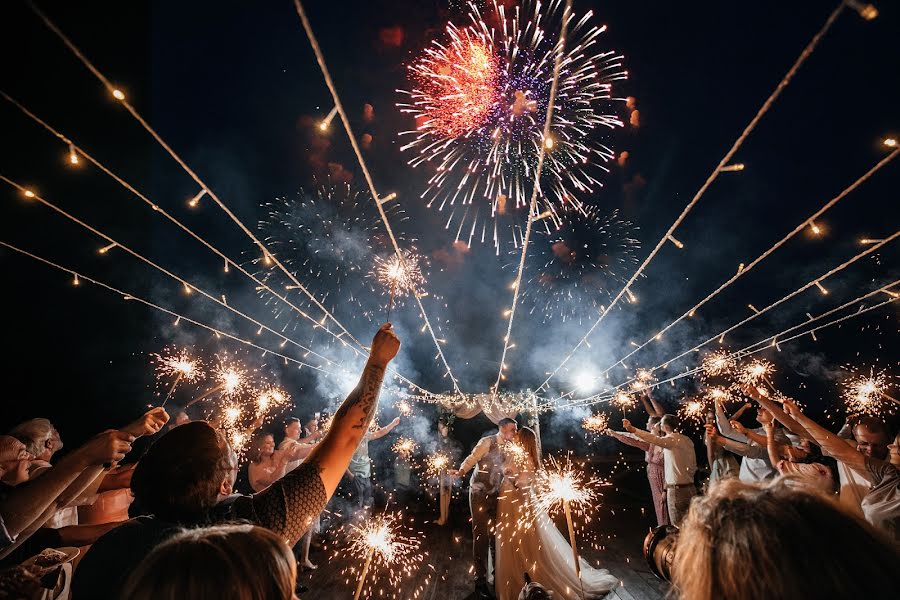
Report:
611,391,636,418
502,439,531,470
677,398,707,425
534,454,603,598
700,350,737,380
842,368,897,416
256,386,290,418
391,437,418,461
737,358,775,390
373,249,426,321
516,208,641,322
704,386,734,405
187,358,249,408
398,0,627,250
152,347,203,404
424,451,451,480
581,412,610,435
394,399,413,417
347,513,423,600
631,368,655,392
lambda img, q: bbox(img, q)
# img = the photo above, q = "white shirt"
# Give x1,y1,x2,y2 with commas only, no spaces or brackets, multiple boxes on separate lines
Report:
632,430,697,486
715,404,786,482
837,460,873,517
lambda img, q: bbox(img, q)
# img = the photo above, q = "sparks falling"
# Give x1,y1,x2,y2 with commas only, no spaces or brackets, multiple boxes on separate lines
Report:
582,412,610,434
392,437,419,461
842,368,896,416
398,0,628,251
700,350,737,379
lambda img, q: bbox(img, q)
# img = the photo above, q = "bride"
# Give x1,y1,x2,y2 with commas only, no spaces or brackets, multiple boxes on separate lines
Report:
494,428,618,600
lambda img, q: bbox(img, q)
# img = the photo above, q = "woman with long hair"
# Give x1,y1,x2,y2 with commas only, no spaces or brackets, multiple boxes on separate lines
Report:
494,427,617,600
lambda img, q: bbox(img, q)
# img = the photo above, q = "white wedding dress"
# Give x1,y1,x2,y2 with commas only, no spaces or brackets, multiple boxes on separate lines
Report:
494,455,619,600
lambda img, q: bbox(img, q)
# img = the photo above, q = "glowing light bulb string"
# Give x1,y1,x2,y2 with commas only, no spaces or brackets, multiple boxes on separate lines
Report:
293,0,463,397
552,279,900,410
537,0,848,392
495,0,574,394
27,1,364,354
0,175,343,368
0,240,337,376
0,92,433,396
565,148,898,396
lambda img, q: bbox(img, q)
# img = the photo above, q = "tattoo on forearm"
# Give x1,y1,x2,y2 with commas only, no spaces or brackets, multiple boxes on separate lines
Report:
332,363,385,429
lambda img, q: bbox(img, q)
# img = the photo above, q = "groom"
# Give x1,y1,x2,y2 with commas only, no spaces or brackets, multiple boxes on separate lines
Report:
452,418,518,597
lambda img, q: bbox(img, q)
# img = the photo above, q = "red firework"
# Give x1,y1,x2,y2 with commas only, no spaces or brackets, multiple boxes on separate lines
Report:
412,29,499,137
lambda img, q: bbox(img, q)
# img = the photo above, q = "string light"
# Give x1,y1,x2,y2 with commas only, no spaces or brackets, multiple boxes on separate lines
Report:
97,242,116,254
111,88,125,100
884,137,898,148
0,94,433,397
667,234,684,249
814,281,829,295
68,144,79,165
719,163,745,172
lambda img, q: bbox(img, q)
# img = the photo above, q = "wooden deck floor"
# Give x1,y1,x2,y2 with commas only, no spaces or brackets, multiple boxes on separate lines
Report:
301,486,670,600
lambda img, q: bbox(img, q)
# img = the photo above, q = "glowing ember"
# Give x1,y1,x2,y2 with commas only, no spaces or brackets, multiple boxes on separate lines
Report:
392,437,418,461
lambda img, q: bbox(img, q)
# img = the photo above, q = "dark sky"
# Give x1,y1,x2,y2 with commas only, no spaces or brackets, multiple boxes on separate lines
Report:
1,0,897,447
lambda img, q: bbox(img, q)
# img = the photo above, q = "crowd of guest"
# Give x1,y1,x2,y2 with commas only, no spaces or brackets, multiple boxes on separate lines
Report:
1,323,897,599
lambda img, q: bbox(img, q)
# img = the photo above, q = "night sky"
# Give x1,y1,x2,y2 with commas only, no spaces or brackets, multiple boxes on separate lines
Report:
1,0,897,450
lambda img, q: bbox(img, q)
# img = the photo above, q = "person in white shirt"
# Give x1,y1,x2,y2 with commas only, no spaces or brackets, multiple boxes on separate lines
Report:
713,398,788,482
623,414,697,525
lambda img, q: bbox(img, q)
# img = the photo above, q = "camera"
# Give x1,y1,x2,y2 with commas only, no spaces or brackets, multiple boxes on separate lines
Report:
643,525,679,582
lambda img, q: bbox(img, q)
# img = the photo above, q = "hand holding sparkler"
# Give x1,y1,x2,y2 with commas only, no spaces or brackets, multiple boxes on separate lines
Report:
75,430,136,467
621,418,635,433
369,323,401,367
122,407,170,438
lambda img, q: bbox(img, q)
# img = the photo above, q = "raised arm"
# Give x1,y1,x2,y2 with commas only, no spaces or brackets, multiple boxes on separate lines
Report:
623,420,680,449
0,430,134,559
764,422,782,470
742,386,813,442
715,398,748,443
237,324,400,545
782,400,866,472
370,417,401,440
729,402,753,421
606,430,650,452
705,424,765,459
728,419,768,448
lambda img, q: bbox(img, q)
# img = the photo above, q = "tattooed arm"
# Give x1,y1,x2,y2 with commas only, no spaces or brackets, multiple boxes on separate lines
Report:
303,323,400,497
235,324,401,545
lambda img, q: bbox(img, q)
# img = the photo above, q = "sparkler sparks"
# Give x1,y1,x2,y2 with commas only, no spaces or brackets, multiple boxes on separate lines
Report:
373,249,426,299
703,386,734,404
516,208,641,322
737,358,775,387
424,451,452,480
581,412,610,434
611,390,636,414
346,512,424,600
256,386,290,417
700,350,737,379
398,0,627,250
630,368,655,391
534,455,600,514
392,437,418,461
677,398,708,425
393,399,413,417
842,368,896,416
152,347,203,401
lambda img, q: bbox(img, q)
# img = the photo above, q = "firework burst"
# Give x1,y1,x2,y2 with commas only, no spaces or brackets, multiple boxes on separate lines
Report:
254,183,410,336
398,0,628,250
514,207,640,322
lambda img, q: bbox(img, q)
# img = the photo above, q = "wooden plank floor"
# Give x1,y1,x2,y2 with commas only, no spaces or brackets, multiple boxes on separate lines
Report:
301,487,670,600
